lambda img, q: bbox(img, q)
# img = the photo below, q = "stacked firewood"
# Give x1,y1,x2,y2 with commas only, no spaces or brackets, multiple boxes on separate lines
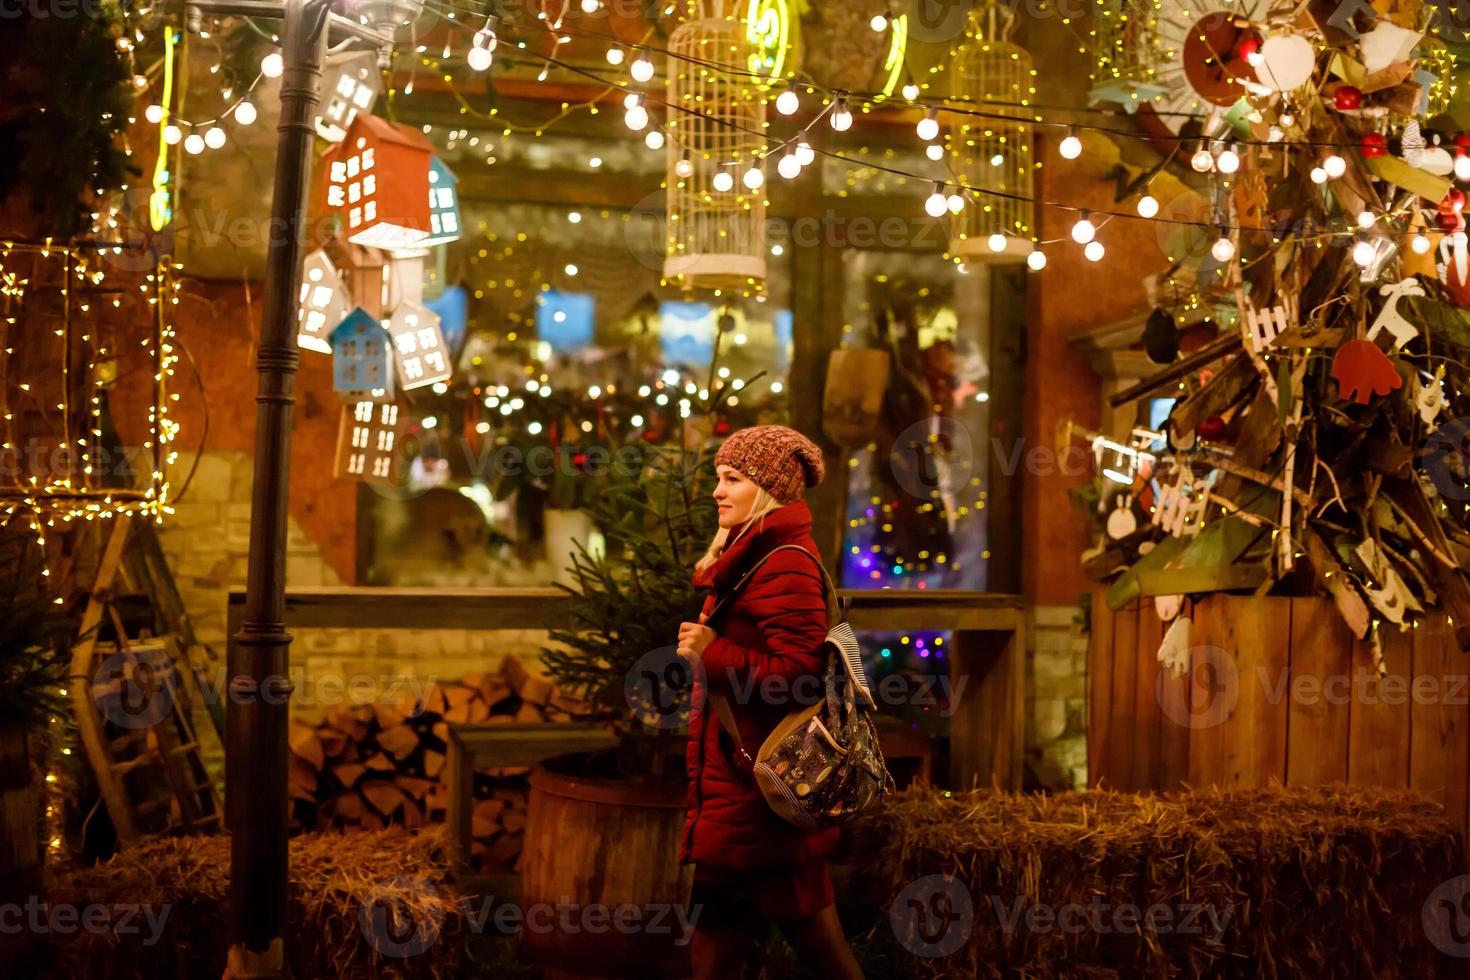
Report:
287,654,583,873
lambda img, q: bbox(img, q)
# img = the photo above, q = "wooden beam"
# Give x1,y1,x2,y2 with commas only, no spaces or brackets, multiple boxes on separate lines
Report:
986,264,1026,593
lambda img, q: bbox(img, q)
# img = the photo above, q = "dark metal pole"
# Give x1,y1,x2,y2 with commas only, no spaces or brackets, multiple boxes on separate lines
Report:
224,0,328,975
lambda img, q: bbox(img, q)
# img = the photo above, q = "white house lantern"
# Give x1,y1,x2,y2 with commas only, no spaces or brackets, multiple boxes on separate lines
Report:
387,301,451,390
333,399,403,484
420,156,461,248
946,1,1036,263
316,51,381,143
664,0,769,290
298,249,351,353
322,114,436,251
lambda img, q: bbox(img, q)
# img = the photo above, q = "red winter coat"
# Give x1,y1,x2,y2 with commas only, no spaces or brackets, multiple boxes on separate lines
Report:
678,500,842,870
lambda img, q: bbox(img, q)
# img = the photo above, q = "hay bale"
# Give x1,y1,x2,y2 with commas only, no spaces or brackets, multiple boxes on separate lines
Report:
39,826,467,979
851,783,1467,979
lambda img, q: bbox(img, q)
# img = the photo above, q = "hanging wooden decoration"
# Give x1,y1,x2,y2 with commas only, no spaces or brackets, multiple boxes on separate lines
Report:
945,0,1036,262
664,0,768,290
315,51,381,143
822,348,891,446
297,249,351,355
1106,497,1138,539
387,301,452,391
1152,470,1211,538
333,400,405,484
322,114,436,252
1418,364,1447,424
1367,277,1423,349
1239,293,1297,353
1157,616,1191,678
330,308,395,401
420,156,462,248
1331,339,1402,404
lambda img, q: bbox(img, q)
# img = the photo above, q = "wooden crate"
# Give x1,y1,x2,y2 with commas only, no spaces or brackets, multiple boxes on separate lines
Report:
1089,591,1470,840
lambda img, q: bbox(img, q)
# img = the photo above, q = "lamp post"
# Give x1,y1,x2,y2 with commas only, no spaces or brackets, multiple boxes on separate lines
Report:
180,1,419,977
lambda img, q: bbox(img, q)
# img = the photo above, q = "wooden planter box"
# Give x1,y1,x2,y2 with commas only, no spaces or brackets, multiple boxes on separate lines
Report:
1089,591,1470,839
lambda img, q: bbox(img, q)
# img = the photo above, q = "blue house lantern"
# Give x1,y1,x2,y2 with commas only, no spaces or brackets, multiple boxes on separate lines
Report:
420,156,461,248
330,308,395,401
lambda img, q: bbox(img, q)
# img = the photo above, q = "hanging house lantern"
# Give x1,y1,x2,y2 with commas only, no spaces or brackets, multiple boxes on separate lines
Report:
297,249,351,354
330,308,395,401
322,114,436,251
387,300,452,390
419,156,462,248
664,0,770,290
333,399,404,484
316,51,382,143
945,1,1036,263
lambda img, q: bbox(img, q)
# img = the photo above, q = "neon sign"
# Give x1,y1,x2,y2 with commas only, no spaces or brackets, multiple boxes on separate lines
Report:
149,27,178,232
880,13,908,99
746,0,791,84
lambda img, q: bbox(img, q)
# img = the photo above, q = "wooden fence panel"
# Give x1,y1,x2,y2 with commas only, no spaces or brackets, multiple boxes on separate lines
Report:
1187,597,1227,787
1409,622,1470,835
1218,596,1291,788
1134,605,1165,793
1087,592,1116,788
1106,603,1140,791
1347,626,1413,788
1285,597,1351,785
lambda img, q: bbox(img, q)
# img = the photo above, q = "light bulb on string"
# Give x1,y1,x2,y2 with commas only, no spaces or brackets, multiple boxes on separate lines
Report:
712,168,734,193
1137,193,1159,218
1084,240,1105,262
675,151,694,179
624,96,648,131
1216,143,1241,174
581,0,600,11
467,42,493,71
1456,152,1470,183
776,87,800,116
924,182,948,218
145,104,164,124
1070,211,1095,244
233,101,257,125
1058,127,1081,160
917,109,940,142
870,13,889,31
204,127,226,149
1210,227,1235,263
830,96,853,132
1190,140,1214,172
261,52,283,78
1323,154,1347,178
1413,233,1432,254
987,233,1007,253
1352,238,1376,266
163,124,182,145
644,128,665,150
743,165,765,190
1027,247,1047,271
795,140,815,166
777,152,801,180
1309,167,1328,184
1356,210,1375,229
947,192,965,214
630,49,655,83
184,133,205,155
606,46,625,66
902,83,920,100
926,143,944,161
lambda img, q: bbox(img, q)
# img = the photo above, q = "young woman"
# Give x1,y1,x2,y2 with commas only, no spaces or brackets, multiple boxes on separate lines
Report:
676,425,865,980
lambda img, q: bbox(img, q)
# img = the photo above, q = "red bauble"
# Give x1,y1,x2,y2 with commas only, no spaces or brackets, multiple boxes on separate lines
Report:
1360,132,1388,158
1196,415,1227,441
1333,86,1363,110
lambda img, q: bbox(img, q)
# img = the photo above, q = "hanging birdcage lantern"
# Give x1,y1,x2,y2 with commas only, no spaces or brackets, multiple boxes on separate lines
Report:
664,0,769,290
945,1,1036,263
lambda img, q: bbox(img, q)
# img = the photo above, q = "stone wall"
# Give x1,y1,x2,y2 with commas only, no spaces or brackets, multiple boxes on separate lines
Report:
1025,604,1089,790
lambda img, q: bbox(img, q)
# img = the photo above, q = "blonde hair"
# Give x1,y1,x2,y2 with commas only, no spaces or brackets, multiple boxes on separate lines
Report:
695,486,783,575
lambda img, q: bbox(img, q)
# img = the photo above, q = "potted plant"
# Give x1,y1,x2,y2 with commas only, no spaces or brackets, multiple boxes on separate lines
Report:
0,528,73,962
522,430,720,977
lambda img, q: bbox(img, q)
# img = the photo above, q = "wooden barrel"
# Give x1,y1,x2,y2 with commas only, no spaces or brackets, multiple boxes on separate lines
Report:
520,751,693,979
0,725,41,960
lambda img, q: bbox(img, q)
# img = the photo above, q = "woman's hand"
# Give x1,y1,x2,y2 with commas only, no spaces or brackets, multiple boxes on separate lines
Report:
678,620,716,661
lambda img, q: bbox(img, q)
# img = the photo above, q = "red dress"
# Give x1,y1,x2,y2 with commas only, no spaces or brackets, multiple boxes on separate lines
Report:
680,500,840,925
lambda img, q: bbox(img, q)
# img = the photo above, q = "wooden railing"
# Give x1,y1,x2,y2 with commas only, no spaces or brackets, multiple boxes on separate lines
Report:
226,586,1026,790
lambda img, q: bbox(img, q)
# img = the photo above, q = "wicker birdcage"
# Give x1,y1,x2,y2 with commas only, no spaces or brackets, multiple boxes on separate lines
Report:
664,0,768,290
946,2,1036,263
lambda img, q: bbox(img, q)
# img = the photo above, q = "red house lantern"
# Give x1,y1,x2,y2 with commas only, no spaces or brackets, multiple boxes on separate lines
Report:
322,114,436,251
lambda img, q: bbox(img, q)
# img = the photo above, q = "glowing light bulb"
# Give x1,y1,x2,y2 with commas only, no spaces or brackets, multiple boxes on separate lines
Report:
1456,154,1470,182
947,193,965,213
1216,144,1241,174
1211,233,1235,263
795,141,815,166
924,183,948,218
1190,142,1214,172
1352,239,1376,266
467,44,493,71
624,100,648,131
204,127,226,149
1356,210,1375,229
712,169,734,192
830,97,852,131
606,47,625,66
644,129,665,150
1137,194,1159,218
743,166,765,190
926,143,945,161
631,50,655,83
261,52,283,78
163,124,182,145
1310,167,1328,184
902,83,920,100
1059,127,1081,160
145,104,164,124
917,109,940,142
776,88,800,116
1413,233,1432,254
184,133,205,155
777,153,801,180
1027,248,1047,271
870,14,888,31
675,153,694,179
581,0,600,11
1323,154,1347,178
234,101,257,126
1070,212,1095,244
1084,240,1105,262
987,233,1007,253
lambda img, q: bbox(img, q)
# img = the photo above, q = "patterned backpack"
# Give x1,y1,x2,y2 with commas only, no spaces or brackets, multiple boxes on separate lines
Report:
705,545,895,830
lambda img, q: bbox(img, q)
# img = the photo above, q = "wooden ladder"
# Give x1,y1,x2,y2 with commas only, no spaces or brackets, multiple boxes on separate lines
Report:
69,516,223,844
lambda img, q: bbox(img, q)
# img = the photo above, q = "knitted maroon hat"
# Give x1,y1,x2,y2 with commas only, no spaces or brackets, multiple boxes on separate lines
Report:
715,425,825,504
